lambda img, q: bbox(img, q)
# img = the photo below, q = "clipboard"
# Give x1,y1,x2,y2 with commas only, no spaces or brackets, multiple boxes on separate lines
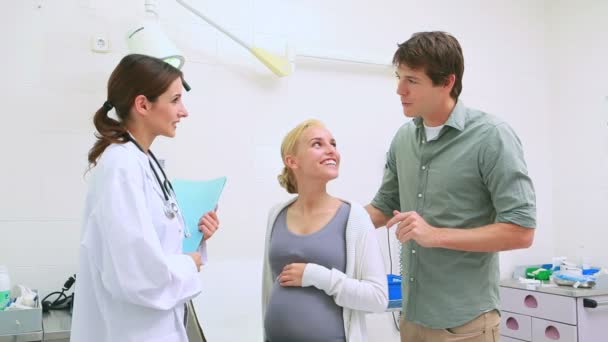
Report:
172,176,227,253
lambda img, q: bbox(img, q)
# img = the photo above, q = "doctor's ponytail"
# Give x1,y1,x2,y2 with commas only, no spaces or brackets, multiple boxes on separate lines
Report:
87,54,183,169
87,104,128,167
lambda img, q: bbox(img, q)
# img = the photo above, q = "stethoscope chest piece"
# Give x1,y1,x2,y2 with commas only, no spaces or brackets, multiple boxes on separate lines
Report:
127,134,190,237
164,201,179,219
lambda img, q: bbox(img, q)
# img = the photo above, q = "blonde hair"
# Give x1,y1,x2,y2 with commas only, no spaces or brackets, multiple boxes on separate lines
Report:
278,119,325,194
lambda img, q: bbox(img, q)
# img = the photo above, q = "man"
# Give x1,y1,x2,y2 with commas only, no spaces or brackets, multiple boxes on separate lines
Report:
366,31,536,342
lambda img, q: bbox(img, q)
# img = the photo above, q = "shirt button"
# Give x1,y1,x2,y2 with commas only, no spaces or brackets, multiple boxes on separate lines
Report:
412,250,416,254
410,277,415,282
421,165,426,170
417,193,422,198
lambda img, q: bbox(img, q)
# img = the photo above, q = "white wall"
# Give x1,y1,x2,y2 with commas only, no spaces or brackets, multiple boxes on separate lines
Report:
0,0,562,341
546,0,608,267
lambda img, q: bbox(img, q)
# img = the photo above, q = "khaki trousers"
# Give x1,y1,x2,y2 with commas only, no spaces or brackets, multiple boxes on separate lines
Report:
185,300,208,342
400,310,500,342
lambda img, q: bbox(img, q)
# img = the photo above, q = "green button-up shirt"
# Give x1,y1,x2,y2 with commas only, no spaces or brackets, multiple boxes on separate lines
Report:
371,101,536,328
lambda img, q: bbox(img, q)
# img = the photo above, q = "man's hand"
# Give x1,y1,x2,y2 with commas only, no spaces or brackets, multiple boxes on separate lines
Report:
387,210,442,247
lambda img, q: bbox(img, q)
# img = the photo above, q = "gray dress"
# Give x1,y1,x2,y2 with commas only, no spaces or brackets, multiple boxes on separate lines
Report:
264,203,350,342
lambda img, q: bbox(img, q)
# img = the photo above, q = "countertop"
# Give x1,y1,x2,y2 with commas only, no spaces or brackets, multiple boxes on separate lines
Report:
500,276,608,298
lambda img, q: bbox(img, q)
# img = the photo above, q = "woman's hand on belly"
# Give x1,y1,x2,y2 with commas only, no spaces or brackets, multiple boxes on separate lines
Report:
278,263,307,287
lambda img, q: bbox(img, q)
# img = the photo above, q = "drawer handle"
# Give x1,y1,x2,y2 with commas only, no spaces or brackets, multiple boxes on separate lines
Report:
584,298,608,309
506,317,519,330
545,325,560,340
524,294,538,308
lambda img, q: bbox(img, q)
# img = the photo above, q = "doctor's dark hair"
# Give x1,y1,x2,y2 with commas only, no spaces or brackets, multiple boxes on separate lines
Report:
393,31,464,101
87,54,183,168
278,119,325,194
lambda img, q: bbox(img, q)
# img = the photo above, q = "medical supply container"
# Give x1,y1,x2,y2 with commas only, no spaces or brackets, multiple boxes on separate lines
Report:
0,266,10,311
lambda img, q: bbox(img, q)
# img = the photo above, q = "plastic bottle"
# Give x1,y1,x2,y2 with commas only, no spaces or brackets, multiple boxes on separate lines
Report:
0,265,10,311
576,244,591,270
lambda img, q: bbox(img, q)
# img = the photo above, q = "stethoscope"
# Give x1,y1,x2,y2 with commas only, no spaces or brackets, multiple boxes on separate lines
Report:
127,135,191,238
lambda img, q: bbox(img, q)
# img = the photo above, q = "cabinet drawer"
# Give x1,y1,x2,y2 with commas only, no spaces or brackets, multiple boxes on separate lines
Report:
501,311,531,341
0,305,42,336
501,337,527,342
500,287,577,324
577,295,608,342
531,317,577,342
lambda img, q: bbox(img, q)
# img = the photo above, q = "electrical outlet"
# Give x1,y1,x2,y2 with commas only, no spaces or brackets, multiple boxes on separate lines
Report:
91,34,110,53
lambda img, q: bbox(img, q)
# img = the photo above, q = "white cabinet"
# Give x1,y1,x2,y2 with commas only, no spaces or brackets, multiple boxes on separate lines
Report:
500,280,608,342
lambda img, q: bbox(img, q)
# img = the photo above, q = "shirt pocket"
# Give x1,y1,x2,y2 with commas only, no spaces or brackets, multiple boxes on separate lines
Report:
427,166,488,206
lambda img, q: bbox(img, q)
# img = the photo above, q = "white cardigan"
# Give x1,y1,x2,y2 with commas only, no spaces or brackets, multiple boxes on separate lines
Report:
261,198,388,342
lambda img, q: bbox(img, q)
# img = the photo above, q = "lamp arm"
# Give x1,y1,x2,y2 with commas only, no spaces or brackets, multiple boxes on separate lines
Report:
176,0,249,50
297,52,391,66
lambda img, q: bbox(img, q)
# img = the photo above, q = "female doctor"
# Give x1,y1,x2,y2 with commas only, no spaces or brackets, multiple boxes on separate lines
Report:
71,54,219,342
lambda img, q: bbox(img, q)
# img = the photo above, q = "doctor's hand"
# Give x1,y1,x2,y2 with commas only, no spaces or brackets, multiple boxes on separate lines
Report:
278,263,307,287
198,209,219,241
186,252,203,272
387,210,441,248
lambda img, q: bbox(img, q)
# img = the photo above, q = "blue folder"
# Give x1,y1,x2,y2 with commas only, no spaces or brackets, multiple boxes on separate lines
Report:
172,176,227,253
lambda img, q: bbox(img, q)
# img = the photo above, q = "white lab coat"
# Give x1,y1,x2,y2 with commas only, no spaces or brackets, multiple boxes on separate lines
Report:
71,141,205,342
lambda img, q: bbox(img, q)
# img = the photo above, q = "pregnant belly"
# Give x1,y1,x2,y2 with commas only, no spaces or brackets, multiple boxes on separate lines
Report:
264,282,345,342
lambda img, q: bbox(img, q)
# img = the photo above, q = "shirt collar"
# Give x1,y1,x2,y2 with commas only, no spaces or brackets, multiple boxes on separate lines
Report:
413,100,466,132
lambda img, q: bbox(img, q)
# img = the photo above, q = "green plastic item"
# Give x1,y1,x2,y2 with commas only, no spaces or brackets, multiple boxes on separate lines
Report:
525,267,552,280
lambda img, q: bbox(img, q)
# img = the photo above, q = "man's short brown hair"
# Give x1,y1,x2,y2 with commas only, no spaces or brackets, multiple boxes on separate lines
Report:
393,31,464,100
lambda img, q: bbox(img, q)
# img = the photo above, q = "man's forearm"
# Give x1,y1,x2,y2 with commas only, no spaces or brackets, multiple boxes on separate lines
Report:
435,222,535,252
365,204,391,228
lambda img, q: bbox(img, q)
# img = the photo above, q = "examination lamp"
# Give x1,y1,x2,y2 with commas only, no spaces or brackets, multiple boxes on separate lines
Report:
127,21,185,70
126,19,191,91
